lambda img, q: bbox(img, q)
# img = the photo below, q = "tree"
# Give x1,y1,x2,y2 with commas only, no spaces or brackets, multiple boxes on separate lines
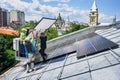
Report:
0,34,16,72
64,23,88,34
18,20,36,31
47,27,58,40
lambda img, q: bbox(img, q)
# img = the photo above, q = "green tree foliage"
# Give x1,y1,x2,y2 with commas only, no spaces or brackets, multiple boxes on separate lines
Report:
18,20,58,41
64,23,88,34
47,27,58,40
18,20,36,31
0,34,16,72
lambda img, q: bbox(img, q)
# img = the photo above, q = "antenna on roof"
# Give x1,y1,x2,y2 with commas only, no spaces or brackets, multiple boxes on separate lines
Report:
113,14,116,24
68,16,70,22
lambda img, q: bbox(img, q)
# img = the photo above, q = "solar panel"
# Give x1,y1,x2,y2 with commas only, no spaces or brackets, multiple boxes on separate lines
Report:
47,45,76,59
15,17,56,61
77,33,118,59
27,17,56,39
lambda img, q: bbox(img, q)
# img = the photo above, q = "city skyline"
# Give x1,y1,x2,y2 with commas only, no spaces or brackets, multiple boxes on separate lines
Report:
0,0,120,23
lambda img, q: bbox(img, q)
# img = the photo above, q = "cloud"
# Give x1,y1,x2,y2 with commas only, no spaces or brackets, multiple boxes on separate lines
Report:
43,0,70,2
26,14,42,21
57,4,89,22
0,0,89,22
99,13,114,23
0,0,43,20
0,0,114,23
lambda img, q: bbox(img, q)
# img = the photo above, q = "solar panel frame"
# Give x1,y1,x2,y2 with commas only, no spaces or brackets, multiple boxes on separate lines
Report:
77,33,118,59
27,17,56,39
16,17,56,61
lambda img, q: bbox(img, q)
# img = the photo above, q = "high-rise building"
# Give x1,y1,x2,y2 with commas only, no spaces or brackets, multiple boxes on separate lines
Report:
89,0,98,26
21,12,25,25
10,10,25,25
0,7,9,27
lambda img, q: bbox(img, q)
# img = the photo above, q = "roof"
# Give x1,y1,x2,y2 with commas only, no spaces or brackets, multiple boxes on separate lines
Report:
1,25,120,80
91,0,98,12
0,27,19,36
98,23,111,26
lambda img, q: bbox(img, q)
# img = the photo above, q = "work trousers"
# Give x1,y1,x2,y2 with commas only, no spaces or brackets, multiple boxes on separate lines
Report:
39,48,47,61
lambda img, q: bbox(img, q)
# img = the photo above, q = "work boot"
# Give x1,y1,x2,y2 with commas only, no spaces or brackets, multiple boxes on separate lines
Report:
44,54,47,59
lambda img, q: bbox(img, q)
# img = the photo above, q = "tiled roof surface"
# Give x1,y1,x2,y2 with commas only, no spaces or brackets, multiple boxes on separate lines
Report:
1,26,120,80
0,28,19,36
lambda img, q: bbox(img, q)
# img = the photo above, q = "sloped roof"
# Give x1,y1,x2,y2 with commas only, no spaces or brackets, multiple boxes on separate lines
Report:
1,26,120,80
0,27,19,36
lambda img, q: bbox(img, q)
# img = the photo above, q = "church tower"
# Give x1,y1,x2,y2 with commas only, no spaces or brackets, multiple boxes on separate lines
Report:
55,13,64,29
89,0,98,26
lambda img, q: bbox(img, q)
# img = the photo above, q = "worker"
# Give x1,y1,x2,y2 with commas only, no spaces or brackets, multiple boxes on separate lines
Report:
25,30,35,73
39,31,48,62
19,28,27,58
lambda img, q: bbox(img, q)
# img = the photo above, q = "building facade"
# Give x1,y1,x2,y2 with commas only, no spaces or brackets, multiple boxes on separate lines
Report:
0,7,9,27
21,12,25,25
55,13,71,31
89,0,98,26
55,13,64,29
10,10,25,25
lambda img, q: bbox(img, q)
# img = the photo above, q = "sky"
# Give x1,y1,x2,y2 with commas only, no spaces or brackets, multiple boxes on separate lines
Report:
0,0,120,23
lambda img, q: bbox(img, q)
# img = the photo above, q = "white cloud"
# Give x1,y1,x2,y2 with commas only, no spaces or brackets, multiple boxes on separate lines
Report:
57,4,89,22
0,0,89,22
0,0,42,20
99,13,114,23
1,0,31,10
0,0,114,23
26,14,42,21
57,3,69,7
43,0,70,2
